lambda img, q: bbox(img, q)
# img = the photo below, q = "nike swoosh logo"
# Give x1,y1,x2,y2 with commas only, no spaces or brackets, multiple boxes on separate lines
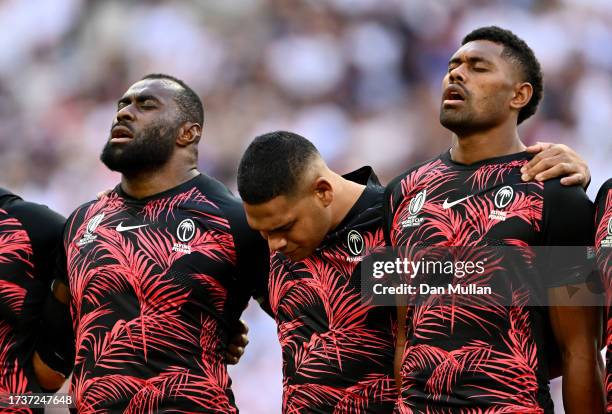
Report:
116,222,149,232
442,195,474,209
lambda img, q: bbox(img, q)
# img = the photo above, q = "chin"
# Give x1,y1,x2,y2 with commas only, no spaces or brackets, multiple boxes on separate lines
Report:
285,248,313,262
440,114,472,133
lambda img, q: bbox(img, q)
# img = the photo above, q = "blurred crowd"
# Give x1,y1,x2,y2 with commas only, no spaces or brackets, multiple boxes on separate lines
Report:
1,0,610,412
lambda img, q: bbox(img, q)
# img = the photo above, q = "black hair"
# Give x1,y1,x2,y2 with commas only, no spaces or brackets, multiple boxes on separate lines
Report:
237,131,320,204
462,26,543,124
142,73,204,126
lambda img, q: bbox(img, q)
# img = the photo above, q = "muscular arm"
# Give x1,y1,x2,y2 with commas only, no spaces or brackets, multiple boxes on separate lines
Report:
548,286,604,413
540,180,603,412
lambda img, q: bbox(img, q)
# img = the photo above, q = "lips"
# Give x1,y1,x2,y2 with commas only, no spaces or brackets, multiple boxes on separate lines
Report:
443,84,467,104
110,125,134,140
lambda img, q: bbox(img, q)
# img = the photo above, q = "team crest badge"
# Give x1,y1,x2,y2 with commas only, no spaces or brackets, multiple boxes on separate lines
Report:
347,230,364,256
490,186,514,221
173,218,197,254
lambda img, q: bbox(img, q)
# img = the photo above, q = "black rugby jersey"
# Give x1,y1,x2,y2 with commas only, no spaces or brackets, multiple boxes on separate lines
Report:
385,151,594,414
266,167,397,414
0,188,66,413
60,174,268,413
595,179,612,413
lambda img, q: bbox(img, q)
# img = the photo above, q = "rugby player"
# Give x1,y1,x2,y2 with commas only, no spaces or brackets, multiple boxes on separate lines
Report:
236,129,592,413
385,26,603,413
57,74,268,413
0,189,73,412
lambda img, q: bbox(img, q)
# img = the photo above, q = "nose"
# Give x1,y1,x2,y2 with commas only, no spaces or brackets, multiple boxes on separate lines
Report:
449,64,465,83
116,103,135,123
267,235,288,252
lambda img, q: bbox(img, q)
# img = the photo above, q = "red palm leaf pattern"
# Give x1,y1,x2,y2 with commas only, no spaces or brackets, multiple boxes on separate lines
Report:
65,176,247,412
0,280,27,316
467,160,526,190
389,153,555,412
595,185,612,411
268,178,396,413
0,206,41,404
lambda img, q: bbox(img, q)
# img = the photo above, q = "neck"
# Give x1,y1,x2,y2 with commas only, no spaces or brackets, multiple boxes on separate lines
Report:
120,162,199,199
329,173,366,231
450,120,525,165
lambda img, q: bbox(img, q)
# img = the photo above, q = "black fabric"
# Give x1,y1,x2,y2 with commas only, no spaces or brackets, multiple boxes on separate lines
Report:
35,291,74,376
538,179,595,288
60,174,268,413
385,151,595,413
0,188,67,398
268,166,397,414
595,178,612,412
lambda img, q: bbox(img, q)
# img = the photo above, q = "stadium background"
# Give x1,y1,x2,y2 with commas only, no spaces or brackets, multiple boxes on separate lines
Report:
0,0,609,412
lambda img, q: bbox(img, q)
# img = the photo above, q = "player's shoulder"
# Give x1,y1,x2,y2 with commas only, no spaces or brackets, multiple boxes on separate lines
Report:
2,194,65,229
65,198,102,224
543,178,592,210
193,173,260,238
0,190,66,246
385,154,443,199
595,178,612,206
194,173,241,208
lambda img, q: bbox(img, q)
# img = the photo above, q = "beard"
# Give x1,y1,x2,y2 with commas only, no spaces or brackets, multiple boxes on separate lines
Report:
100,119,178,176
439,100,478,135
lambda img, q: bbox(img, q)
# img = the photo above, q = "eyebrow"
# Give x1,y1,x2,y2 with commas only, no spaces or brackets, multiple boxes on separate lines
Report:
449,56,493,66
117,94,160,106
269,220,294,233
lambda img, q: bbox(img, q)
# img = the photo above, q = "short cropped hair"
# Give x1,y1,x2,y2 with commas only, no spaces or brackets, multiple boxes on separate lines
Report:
462,26,543,124
237,131,320,204
142,73,204,126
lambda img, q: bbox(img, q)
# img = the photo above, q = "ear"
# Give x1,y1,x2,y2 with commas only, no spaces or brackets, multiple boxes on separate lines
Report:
510,82,533,112
313,177,333,208
176,122,202,147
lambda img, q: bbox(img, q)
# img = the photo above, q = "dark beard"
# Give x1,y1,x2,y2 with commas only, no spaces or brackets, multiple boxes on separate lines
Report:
100,121,177,176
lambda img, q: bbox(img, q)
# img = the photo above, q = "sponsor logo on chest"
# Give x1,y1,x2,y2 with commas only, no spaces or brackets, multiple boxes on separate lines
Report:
76,213,199,255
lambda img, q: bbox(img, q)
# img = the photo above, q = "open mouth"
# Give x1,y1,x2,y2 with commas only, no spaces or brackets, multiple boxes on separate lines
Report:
443,85,466,105
110,125,134,142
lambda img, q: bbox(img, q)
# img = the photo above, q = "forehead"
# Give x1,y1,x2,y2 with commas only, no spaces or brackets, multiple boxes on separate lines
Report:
120,78,182,101
244,195,304,230
450,39,505,63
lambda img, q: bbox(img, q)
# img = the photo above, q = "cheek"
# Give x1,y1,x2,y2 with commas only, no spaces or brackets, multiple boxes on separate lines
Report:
290,217,326,248
475,85,507,110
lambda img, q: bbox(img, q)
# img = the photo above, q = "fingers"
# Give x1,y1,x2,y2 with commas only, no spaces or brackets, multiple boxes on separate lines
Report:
525,141,553,154
237,319,249,334
531,163,573,183
522,146,560,178
225,322,249,365
226,344,246,365
560,173,586,187
233,333,249,348
96,189,112,200
522,151,565,181
521,143,590,187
